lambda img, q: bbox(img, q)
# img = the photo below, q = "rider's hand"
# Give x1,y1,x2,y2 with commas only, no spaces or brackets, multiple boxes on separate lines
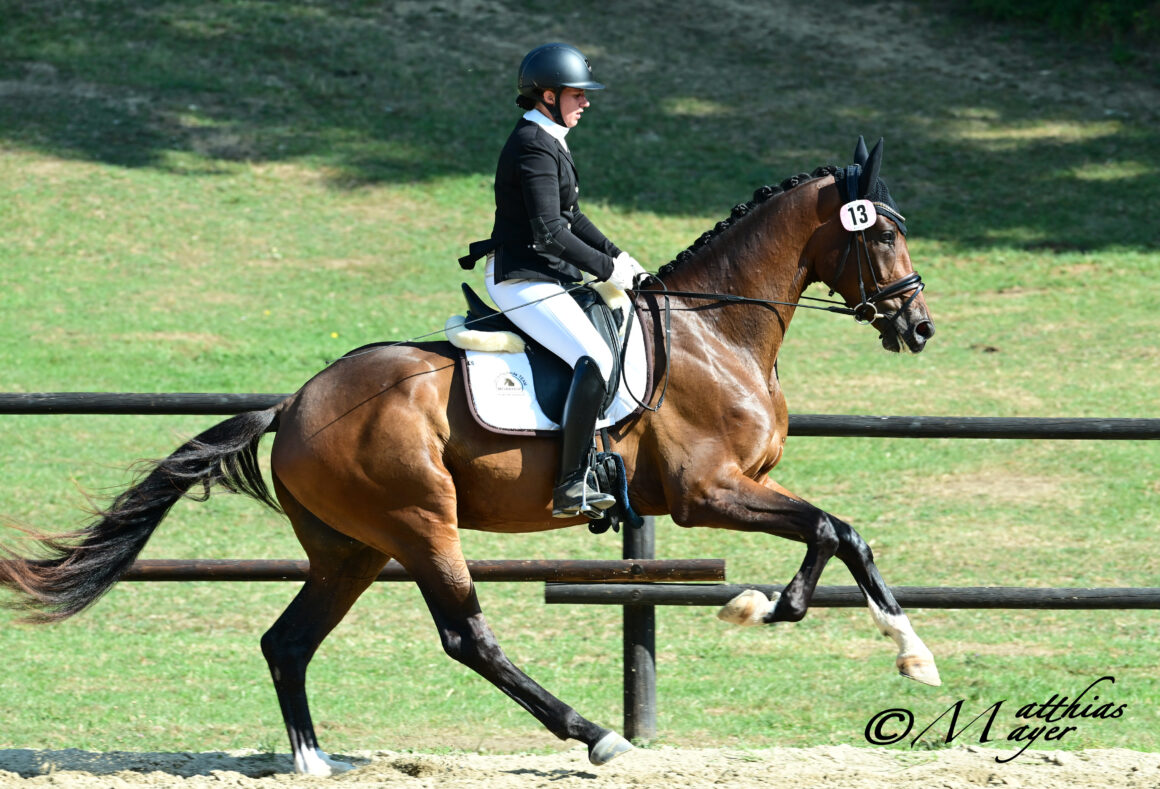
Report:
608,251,646,290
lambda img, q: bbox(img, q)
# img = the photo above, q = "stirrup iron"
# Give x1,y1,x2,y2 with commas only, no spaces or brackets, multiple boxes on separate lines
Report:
553,467,615,519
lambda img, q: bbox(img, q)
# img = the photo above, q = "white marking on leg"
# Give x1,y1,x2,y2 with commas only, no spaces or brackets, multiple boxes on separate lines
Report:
294,747,354,777
866,598,941,686
717,589,780,627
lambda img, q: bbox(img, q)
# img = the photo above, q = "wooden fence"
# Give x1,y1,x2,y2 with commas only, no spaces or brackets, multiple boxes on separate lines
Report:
3,392,1158,741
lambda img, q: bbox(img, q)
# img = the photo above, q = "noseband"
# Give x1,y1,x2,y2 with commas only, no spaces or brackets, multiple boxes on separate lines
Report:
834,227,924,325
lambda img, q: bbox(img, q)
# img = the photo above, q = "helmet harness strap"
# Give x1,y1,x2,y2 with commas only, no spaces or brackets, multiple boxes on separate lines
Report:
542,89,567,127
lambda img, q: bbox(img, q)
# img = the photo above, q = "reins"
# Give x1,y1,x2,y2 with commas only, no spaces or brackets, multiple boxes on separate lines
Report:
633,282,862,316
619,211,925,414
339,148,926,420
633,243,923,323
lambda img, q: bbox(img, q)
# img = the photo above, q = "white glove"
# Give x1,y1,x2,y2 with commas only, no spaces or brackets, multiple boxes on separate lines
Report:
608,251,646,291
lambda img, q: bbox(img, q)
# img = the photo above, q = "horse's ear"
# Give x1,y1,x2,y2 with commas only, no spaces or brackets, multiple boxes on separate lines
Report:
853,135,869,166
858,137,884,198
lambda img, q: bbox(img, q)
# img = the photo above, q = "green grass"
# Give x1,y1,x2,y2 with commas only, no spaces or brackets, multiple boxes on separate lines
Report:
2,0,1159,762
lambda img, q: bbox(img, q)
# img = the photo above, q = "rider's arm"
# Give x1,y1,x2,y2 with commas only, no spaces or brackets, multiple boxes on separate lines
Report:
518,140,618,282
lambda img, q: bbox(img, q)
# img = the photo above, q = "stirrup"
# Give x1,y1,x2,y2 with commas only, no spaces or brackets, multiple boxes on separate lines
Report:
553,469,616,519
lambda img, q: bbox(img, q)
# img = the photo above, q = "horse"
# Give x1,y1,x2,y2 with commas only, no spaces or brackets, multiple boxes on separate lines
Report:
0,137,938,776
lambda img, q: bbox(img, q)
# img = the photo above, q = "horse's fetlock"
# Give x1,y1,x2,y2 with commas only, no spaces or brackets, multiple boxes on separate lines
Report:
772,604,807,623
769,592,808,623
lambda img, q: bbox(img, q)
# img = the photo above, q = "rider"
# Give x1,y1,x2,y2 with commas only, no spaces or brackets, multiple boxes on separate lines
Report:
460,42,646,520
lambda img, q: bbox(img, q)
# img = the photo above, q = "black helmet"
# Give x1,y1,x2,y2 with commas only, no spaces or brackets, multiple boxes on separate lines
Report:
517,43,605,99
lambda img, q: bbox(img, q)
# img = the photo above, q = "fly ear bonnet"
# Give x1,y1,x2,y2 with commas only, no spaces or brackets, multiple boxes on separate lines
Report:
835,135,908,236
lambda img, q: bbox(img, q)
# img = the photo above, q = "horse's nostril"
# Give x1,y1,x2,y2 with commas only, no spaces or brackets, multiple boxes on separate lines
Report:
914,320,935,340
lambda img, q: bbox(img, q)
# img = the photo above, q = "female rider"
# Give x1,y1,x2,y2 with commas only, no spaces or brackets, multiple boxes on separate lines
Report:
460,43,645,519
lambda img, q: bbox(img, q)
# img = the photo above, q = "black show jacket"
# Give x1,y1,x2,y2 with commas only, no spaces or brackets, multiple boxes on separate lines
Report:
468,118,620,285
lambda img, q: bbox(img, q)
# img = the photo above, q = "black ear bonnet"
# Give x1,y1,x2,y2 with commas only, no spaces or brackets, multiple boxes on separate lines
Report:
834,136,908,236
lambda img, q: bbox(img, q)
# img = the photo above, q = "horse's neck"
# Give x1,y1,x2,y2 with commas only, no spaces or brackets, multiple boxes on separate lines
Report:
663,186,822,371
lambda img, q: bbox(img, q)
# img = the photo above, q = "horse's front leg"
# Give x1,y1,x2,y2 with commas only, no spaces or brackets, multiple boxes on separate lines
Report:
674,473,940,686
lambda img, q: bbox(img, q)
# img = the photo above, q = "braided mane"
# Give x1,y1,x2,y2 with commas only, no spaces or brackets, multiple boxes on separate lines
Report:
658,165,840,278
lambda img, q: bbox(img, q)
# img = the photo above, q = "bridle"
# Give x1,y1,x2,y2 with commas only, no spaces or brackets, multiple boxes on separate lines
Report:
830,159,924,325
618,167,925,413
629,202,924,323
833,218,924,325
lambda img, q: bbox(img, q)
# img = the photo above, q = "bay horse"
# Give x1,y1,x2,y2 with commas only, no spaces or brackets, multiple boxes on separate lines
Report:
0,137,938,775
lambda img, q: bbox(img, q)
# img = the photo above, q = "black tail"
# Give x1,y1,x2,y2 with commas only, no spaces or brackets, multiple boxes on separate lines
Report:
0,407,283,622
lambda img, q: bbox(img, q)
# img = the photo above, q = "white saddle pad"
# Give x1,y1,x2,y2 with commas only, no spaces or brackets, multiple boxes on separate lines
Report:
464,323,648,434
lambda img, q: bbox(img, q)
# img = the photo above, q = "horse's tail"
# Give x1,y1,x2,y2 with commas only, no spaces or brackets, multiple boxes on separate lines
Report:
0,404,286,623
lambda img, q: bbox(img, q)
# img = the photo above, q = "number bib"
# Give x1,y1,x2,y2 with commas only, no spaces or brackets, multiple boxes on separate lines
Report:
840,199,877,232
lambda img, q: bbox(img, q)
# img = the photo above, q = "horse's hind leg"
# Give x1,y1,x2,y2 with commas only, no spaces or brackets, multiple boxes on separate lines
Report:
400,532,633,765
262,481,390,776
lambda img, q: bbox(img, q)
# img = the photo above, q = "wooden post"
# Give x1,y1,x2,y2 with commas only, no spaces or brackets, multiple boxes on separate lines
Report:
622,516,657,741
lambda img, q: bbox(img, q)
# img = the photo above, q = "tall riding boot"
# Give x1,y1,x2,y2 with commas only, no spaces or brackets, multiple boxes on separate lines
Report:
553,356,616,519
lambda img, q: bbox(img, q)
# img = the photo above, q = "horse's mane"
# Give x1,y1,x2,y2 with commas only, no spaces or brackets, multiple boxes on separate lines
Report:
657,165,840,278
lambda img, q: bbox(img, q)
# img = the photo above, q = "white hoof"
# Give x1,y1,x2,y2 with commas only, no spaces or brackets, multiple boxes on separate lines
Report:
589,731,633,766
716,589,779,626
897,654,942,687
294,747,355,776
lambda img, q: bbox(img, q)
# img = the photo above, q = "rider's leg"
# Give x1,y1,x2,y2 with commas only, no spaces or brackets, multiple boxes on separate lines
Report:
552,356,616,517
484,263,615,379
485,268,616,517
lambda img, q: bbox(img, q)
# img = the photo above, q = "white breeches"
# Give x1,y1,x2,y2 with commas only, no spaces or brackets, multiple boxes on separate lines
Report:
485,257,615,382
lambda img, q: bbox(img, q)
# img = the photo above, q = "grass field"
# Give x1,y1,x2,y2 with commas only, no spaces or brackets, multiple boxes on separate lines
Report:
2,0,1159,761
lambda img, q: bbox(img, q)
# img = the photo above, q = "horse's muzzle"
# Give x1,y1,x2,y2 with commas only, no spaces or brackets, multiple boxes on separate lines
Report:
881,314,935,353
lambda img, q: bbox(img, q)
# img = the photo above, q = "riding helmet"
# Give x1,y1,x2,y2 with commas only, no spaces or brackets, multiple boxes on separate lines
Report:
517,43,605,98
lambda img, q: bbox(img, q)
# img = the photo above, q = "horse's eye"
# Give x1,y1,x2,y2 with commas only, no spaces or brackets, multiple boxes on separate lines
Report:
878,231,896,246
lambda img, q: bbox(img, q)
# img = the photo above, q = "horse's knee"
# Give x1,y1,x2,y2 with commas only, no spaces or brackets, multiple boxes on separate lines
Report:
260,627,291,665
438,628,467,663
832,520,873,564
261,628,311,688
815,514,840,556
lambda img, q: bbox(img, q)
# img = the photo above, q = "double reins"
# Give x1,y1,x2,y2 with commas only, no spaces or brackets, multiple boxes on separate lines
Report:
615,275,859,414
618,183,925,413
627,217,924,332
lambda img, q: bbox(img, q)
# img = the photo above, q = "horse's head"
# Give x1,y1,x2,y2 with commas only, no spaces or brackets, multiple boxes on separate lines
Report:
813,137,935,353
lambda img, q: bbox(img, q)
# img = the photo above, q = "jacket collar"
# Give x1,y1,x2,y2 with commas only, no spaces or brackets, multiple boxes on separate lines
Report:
523,109,570,151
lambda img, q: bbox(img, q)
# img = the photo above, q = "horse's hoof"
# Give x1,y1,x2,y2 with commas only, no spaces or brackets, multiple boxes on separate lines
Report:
716,589,779,626
589,731,633,766
897,654,942,687
294,748,355,776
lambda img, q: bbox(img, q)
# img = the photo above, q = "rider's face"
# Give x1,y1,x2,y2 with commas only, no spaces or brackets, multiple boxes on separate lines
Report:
543,88,589,128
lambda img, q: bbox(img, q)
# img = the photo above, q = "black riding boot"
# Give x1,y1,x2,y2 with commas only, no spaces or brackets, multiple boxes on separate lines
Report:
553,356,616,519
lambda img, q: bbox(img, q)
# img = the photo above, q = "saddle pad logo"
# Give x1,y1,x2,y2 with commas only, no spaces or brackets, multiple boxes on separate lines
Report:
494,372,528,395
